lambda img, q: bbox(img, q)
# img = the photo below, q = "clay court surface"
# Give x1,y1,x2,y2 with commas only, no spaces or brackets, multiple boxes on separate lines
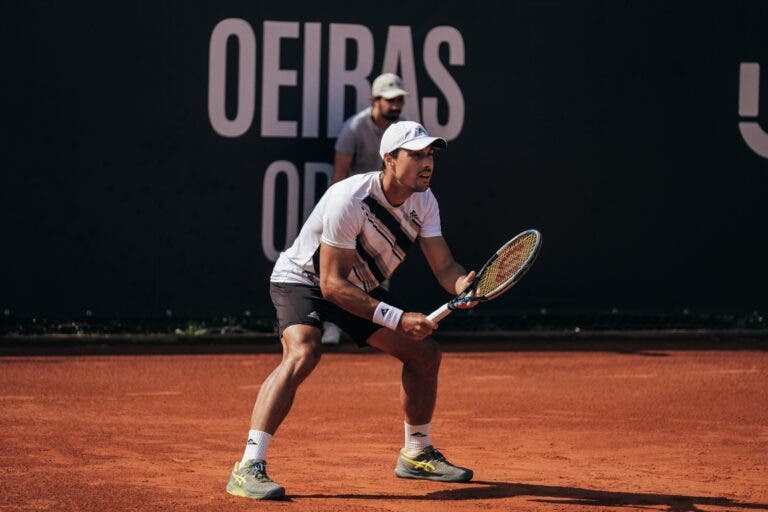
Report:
1,343,767,511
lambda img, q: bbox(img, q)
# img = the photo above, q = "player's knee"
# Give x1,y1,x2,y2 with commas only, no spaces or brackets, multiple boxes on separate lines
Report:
426,338,442,368
284,338,322,378
413,338,441,372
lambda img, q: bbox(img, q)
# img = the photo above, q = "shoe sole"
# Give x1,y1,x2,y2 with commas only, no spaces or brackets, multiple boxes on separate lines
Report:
395,467,473,483
226,483,286,500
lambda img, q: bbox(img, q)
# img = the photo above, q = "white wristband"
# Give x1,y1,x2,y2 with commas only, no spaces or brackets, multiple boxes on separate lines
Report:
372,301,403,331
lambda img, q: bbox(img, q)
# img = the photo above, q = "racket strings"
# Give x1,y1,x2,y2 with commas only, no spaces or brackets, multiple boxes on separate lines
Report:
475,233,538,296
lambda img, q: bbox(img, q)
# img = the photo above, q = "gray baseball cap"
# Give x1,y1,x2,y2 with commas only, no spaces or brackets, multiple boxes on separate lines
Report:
371,73,409,99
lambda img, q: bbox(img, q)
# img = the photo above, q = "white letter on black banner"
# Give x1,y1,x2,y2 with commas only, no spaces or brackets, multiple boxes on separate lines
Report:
739,62,768,159
262,161,300,262
327,24,374,137
382,26,420,123
208,19,256,138
262,21,299,137
422,26,465,141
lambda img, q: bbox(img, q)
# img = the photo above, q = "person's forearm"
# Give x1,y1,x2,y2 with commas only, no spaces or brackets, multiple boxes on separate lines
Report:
320,274,383,320
436,262,469,295
330,166,347,184
322,275,436,337
331,154,353,184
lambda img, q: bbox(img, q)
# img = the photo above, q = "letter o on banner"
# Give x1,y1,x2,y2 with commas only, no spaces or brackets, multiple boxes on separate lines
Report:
208,18,256,137
262,161,300,262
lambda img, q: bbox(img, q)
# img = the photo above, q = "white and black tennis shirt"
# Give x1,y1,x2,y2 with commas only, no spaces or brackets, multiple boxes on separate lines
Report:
271,171,442,292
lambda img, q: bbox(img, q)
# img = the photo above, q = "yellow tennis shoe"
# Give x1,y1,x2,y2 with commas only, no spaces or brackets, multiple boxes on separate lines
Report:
395,446,473,482
226,459,285,500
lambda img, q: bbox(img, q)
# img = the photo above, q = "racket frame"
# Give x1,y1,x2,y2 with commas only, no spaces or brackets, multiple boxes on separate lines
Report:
426,229,542,323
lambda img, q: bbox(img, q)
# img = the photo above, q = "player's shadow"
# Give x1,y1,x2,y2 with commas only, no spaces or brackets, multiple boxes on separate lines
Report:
295,480,768,511
428,481,768,510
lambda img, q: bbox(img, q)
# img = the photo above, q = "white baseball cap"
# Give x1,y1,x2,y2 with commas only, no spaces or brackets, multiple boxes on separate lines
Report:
371,73,409,99
379,121,447,158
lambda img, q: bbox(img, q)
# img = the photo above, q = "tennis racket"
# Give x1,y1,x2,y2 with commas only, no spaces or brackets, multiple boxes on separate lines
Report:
427,229,542,323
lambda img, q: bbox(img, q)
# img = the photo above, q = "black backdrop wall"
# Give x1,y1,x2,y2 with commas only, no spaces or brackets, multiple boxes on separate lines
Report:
3,2,767,320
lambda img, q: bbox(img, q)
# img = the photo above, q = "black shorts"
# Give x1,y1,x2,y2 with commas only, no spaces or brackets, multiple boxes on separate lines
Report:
269,281,405,347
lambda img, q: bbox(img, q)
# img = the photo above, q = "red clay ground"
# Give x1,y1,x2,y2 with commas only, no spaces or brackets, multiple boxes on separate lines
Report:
1,346,767,511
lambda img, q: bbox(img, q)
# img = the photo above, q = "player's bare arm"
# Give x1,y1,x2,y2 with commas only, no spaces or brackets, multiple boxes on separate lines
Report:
419,236,477,310
319,242,437,339
331,152,354,183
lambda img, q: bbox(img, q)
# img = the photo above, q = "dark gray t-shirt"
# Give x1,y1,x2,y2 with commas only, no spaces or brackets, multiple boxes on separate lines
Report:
335,107,404,175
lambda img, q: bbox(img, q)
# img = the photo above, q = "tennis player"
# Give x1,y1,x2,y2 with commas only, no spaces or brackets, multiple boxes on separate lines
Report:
226,121,477,500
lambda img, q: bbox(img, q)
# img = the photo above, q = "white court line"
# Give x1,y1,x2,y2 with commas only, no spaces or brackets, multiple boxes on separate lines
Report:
598,369,761,378
125,391,181,396
600,373,658,379
685,369,760,375
359,381,399,387
469,375,516,380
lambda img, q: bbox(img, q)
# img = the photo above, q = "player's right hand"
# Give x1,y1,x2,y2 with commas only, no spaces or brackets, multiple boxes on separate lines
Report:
398,312,438,340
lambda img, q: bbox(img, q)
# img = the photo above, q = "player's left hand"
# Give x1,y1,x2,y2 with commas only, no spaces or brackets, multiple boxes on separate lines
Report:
454,271,477,310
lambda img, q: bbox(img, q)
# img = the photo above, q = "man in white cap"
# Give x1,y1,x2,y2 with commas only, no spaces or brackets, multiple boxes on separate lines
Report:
323,72,409,344
226,121,477,500
332,72,408,183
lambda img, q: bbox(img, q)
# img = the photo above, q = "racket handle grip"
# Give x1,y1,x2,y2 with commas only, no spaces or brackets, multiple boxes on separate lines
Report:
427,303,452,323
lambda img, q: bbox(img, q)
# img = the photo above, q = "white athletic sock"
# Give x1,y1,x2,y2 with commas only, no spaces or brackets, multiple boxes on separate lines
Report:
404,422,431,456
241,430,272,464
